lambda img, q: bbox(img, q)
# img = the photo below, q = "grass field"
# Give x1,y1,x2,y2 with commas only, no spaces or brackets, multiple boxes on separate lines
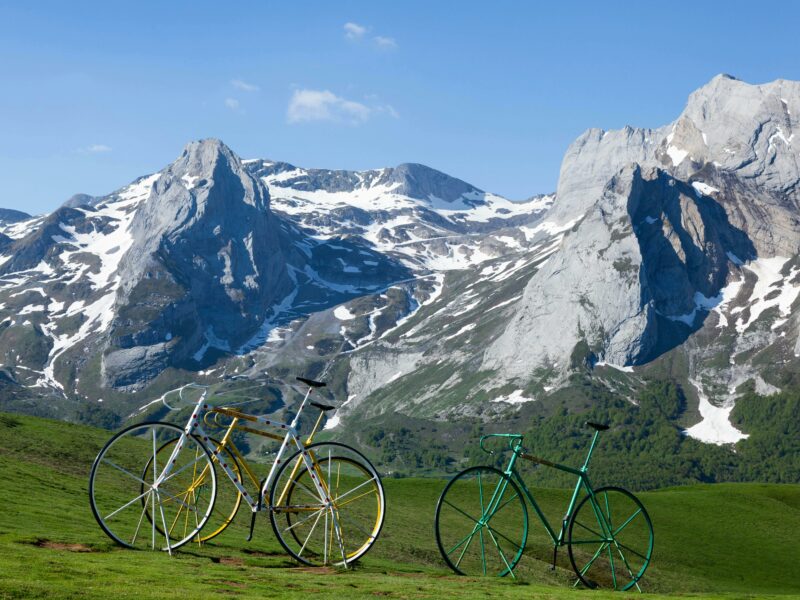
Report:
0,412,798,599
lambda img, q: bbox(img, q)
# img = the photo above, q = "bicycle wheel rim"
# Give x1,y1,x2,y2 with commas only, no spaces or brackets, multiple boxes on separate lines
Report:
89,421,217,551
435,466,528,577
567,486,653,591
269,442,385,566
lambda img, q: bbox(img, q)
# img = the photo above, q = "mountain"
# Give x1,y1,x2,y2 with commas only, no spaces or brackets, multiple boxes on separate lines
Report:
0,208,31,225
1,75,800,487
0,137,548,417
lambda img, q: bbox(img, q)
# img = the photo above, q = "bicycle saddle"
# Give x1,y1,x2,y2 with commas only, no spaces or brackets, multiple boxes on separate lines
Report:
586,421,609,431
296,376,326,388
310,401,336,412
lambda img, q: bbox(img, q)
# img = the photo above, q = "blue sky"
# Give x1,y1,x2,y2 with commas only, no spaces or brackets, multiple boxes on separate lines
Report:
2,1,799,214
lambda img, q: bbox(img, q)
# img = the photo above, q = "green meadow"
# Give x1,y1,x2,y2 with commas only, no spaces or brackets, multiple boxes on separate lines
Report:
0,412,798,599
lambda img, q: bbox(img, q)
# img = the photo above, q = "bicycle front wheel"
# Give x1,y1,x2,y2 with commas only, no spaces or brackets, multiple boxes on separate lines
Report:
434,466,528,577
142,437,243,544
567,486,653,591
89,421,217,551
269,442,385,566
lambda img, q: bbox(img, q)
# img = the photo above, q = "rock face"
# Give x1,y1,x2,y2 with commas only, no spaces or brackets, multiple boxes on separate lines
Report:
0,208,32,225
103,139,295,386
250,161,482,202
485,75,800,380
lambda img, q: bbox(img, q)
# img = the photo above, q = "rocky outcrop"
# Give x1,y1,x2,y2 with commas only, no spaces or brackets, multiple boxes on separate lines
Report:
486,75,800,380
103,139,295,386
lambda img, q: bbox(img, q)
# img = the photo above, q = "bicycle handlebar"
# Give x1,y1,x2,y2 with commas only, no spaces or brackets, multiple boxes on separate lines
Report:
479,433,524,455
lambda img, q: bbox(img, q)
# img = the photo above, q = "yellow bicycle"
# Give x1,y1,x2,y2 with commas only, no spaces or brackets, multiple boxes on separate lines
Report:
89,376,385,567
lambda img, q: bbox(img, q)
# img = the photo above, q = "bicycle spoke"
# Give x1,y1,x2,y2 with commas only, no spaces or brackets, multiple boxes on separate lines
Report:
603,491,612,530
104,488,152,521
612,508,642,536
573,519,603,539
337,511,377,541
579,542,607,576
101,459,150,487
281,506,326,533
154,486,199,513
297,509,324,558
607,543,617,588
288,478,322,503
613,539,649,561
448,524,481,556
479,527,487,575
484,524,515,578
336,487,378,509
152,429,158,486
334,476,378,503
151,483,156,549
155,490,173,555
131,494,150,545
442,499,481,526
486,492,520,520
159,452,209,485
612,541,638,581
486,523,523,551
454,526,480,568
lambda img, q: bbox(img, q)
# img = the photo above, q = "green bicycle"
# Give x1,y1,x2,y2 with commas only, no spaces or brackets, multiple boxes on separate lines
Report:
434,422,653,591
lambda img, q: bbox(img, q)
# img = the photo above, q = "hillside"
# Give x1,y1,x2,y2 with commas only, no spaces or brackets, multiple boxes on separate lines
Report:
0,412,798,599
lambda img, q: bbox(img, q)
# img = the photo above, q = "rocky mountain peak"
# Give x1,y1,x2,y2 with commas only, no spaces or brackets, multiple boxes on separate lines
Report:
380,163,483,203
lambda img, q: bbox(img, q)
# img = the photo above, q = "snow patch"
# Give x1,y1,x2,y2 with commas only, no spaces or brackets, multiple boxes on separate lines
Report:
333,306,356,320
683,380,749,445
492,390,535,405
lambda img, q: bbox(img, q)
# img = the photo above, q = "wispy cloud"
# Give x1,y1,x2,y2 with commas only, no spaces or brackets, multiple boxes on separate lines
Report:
287,89,398,125
343,22,367,40
85,144,112,153
231,78,259,92
344,21,398,50
224,98,241,111
373,36,397,50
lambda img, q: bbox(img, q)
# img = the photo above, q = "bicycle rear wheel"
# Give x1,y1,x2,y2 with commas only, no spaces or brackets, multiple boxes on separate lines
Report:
89,422,217,551
567,486,653,590
434,466,527,577
269,442,385,566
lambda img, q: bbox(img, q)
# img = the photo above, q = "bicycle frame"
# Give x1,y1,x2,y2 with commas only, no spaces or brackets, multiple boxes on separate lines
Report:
153,383,347,561
480,431,606,553
201,399,329,502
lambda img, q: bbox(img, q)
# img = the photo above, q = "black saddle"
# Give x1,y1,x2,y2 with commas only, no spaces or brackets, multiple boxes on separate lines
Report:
586,421,610,431
310,401,336,412
296,376,326,388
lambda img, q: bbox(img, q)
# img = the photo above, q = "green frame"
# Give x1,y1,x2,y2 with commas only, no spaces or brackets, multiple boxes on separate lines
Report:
482,432,600,551
441,429,653,591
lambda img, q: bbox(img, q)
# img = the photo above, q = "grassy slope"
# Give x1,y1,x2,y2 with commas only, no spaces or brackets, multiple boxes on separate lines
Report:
0,412,798,599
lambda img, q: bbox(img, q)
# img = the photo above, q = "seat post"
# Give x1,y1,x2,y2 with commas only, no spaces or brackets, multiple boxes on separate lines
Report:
581,430,601,472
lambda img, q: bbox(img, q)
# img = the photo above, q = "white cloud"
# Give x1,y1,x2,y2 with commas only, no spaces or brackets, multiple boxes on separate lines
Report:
224,98,240,111
373,36,397,49
231,79,259,92
344,22,367,40
287,89,397,125
86,144,111,153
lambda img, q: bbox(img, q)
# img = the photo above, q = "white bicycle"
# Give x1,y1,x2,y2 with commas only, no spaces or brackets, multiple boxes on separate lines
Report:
88,376,385,566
